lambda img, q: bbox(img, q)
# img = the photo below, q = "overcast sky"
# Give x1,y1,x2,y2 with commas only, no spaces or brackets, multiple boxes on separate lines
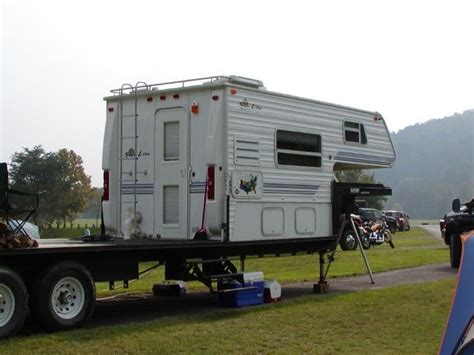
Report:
1,0,473,186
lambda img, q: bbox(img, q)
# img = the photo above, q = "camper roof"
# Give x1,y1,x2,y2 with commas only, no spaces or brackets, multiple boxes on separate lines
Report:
109,75,265,96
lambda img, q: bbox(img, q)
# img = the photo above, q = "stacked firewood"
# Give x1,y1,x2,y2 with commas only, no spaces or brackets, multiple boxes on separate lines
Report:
0,222,39,249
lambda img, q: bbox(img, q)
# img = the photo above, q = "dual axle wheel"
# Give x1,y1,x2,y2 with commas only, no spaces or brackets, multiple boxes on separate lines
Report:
0,262,95,338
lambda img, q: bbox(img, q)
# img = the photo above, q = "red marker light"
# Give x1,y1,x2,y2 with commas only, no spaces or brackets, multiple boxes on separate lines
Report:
191,102,199,114
160,95,166,101
212,95,219,101
146,97,153,102
108,107,114,112
207,166,215,200
173,94,180,99
103,170,110,201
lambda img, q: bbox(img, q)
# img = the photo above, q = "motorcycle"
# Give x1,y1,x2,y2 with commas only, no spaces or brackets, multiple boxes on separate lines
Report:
360,220,395,249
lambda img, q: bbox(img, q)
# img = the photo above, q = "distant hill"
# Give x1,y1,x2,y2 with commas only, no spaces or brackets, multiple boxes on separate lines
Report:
374,110,474,219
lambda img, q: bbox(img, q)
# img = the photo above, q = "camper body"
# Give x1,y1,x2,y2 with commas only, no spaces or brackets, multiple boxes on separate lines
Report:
102,76,395,242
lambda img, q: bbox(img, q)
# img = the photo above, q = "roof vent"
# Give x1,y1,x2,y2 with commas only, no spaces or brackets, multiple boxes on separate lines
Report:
228,75,265,89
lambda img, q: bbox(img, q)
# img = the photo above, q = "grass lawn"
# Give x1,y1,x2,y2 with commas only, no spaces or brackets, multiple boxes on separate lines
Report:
0,278,455,354
97,227,448,296
411,219,440,225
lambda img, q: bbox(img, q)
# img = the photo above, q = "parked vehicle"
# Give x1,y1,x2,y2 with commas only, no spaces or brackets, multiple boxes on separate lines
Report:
339,214,365,251
358,208,397,234
360,220,395,248
384,210,410,231
441,198,474,268
0,76,396,338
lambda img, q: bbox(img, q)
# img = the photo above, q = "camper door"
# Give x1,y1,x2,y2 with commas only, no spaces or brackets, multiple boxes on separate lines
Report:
154,107,189,239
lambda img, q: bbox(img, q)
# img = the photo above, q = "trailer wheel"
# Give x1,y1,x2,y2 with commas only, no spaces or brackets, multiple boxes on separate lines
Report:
32,262,95,332
0,266,28,338
340,229,358,251
449,233,461,268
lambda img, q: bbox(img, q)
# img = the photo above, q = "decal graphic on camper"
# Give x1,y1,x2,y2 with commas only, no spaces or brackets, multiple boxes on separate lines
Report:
232,171,263,199
240,175,258,194
124,148,150,158
239,98,262,111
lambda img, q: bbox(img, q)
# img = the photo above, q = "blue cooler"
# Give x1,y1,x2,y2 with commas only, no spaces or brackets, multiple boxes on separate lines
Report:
218,272,264,307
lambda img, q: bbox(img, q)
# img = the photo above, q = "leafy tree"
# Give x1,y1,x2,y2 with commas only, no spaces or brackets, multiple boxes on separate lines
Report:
79,188,103,222
334,169,388,210
53,149,93,227
9,146,92,226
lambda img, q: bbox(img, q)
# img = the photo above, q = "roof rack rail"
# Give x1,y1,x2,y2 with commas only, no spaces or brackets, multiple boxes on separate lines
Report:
111,76,228,96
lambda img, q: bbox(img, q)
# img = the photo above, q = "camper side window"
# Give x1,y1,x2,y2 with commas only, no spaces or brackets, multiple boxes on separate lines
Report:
344,121,367,145
276,130,322,168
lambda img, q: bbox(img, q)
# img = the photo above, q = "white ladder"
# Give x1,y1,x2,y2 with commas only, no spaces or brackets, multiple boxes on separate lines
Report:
118,82,148,236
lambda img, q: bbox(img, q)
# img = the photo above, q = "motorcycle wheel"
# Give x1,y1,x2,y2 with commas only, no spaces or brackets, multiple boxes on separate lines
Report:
388,240,395,249
361,234,371,250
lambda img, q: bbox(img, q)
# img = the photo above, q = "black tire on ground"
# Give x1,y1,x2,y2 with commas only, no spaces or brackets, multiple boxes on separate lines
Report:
31,261,96,332
399,224,405,232
340,229,358,251
0,266,28,338
406,225,410,231
388,240,395,249
449,233,462,268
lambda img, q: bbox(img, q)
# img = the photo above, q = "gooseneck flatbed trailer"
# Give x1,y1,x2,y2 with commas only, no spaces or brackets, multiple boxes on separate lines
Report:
0,76,395,337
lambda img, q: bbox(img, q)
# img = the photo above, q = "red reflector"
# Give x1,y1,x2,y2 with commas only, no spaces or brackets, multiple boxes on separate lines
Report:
108,107,114,112
207,166,215,200
212,95,219,101
146,97,153,102
230,88,237,95
191,103,199,114
173,94,180,99
103,170,110,201
160,95,166,101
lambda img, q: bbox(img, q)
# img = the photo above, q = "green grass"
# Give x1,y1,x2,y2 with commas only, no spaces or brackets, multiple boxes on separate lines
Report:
412,219,439,225
73,218,99,228
39,219,100,239
0,278,455,354
96,227,448,297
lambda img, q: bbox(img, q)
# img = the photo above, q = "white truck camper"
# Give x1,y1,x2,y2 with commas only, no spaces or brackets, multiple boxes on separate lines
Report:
0,76,395,338
102,75,395,242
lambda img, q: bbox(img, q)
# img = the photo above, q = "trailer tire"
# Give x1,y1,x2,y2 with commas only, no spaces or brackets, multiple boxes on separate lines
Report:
449,233,461,268
340,229,358,251
0,266,28,338
32,262,95,332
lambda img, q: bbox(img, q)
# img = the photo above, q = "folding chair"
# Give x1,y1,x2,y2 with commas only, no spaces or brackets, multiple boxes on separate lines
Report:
0,163,39,236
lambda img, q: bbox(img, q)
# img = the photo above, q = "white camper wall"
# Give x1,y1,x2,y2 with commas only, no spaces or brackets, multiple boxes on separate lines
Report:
225,86,395,242
188,89,226,237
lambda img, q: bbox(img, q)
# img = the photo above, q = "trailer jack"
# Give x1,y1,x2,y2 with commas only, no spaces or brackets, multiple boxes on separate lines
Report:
314,213,375,293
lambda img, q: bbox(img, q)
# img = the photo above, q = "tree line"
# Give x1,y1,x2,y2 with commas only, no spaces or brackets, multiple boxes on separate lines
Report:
8,146,93,227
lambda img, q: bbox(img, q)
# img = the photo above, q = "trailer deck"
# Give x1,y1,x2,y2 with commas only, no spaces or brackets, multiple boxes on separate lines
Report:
0,237,336,257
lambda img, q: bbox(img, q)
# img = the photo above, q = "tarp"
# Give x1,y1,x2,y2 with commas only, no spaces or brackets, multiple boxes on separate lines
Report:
439,231,474,355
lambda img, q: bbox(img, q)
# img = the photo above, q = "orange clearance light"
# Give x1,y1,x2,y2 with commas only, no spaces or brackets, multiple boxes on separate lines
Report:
107,107,114,112
230,88,237,95
191,102,199,114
